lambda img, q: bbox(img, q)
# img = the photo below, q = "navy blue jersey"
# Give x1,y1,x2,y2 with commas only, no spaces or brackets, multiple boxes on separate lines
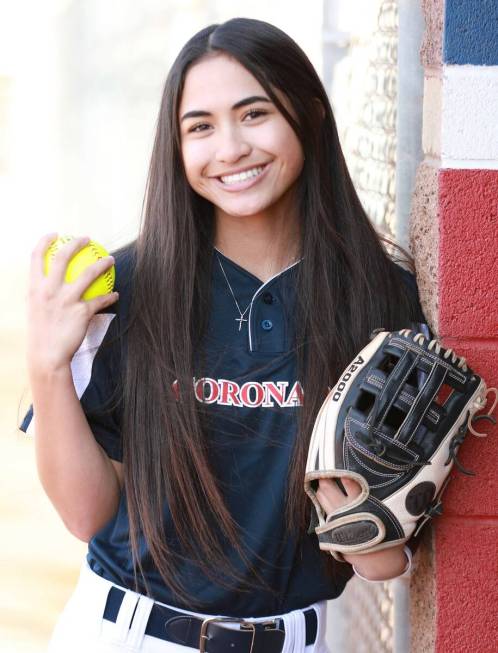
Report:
20,245,427,617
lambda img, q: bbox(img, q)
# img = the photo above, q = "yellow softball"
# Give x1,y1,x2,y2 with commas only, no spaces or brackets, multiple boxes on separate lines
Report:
43,236,115,301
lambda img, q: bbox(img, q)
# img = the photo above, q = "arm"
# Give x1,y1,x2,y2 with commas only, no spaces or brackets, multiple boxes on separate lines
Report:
31,364,123,542
26,233,122,542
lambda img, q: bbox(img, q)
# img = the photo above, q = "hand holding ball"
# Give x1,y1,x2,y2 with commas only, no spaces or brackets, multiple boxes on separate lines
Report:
43,236,115,301
26,233,118,373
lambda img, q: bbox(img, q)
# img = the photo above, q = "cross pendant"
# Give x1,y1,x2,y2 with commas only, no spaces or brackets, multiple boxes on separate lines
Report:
236,316,248,331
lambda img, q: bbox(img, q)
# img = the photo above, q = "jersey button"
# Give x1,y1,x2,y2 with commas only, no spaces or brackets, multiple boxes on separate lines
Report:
261,319,273,331
262,292,274,304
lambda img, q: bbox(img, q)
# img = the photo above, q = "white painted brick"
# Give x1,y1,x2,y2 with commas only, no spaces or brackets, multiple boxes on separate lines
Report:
442,65,498,163
422,65,498,167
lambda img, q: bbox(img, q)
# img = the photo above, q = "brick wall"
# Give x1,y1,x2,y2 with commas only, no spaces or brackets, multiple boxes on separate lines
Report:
410,1,498,651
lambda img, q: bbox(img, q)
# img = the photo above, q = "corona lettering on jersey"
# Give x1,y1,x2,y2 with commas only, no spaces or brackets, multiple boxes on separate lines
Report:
171,377,304,408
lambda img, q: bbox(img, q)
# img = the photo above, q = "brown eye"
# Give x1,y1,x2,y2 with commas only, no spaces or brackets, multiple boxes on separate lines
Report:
189,123,210,133
243,109,267,120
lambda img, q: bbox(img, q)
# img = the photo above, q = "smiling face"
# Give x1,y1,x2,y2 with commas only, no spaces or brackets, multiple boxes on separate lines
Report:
178,54,304,222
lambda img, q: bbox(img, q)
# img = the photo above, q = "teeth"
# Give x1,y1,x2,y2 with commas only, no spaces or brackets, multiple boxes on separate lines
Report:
220,166,265,185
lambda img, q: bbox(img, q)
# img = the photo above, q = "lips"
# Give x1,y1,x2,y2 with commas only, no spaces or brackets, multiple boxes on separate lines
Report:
212,162,269,180
220,165,265,185
211,162,271,192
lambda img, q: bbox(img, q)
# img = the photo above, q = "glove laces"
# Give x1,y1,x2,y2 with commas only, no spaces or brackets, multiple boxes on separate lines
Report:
399,329,468,371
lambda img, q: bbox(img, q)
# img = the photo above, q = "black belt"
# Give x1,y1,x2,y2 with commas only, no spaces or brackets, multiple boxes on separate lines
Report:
103,586,317,652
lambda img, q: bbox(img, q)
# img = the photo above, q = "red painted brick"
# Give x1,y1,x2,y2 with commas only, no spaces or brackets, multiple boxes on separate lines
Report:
438,169,498,339
435,519,498,653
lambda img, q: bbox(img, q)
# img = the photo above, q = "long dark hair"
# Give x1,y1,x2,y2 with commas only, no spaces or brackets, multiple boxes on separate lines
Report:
118,17,421,606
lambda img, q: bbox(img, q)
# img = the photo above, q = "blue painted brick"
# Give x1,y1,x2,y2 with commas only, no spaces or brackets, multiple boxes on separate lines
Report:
444,0,498,65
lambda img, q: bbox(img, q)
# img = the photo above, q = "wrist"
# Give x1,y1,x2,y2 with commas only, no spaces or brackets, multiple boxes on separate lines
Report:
28,358,73,385
344,544,410,582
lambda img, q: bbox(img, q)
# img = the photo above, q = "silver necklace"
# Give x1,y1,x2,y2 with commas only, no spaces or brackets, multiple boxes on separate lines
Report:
216,254,251,331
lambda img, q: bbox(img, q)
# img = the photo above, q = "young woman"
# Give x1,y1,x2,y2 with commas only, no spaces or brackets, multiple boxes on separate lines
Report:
23,17,427,653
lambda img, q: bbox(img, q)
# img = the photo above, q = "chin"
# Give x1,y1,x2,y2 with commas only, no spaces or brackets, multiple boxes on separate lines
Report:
215,197,277,217
223,207,267,217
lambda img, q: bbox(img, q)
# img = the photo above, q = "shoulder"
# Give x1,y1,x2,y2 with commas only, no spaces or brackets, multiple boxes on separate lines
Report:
392,262,418,296
89,241,136,351
390,261,427,324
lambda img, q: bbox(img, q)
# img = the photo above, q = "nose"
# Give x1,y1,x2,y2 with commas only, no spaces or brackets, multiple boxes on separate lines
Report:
215,125,251,163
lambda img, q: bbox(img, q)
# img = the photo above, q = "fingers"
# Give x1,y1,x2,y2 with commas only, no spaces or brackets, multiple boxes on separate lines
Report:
30,232,59,280
318,477,362,498
31,234,116,304
316,477,362,516
68,254,115,300
45,236,92,287
316,479,344,515
85,290,120,315
335,478,348,496
340,478,362,498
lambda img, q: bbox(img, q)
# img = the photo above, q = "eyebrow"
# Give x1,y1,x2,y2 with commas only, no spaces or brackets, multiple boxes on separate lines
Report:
180,95,272,122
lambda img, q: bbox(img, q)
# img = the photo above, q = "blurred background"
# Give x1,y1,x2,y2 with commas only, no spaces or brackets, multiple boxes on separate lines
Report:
1,0,424,651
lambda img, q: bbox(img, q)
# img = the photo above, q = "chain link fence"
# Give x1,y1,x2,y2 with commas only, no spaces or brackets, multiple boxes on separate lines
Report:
323,2,410,651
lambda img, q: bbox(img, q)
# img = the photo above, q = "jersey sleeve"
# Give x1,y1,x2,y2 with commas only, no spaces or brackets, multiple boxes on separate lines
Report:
394,264,426,323
392,262,434,336
19,311,124,462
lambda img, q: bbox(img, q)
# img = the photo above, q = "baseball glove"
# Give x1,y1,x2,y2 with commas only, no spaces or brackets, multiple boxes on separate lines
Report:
304,328,497,561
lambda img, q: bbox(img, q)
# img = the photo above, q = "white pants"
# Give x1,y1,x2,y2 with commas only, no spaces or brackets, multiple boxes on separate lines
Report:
47,559,330,653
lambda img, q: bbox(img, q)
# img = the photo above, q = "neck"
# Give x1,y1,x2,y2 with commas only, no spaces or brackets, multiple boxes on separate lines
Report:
213,204,301,283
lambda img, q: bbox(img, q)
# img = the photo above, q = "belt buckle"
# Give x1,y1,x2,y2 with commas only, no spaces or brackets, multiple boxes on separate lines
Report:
199,616,257,653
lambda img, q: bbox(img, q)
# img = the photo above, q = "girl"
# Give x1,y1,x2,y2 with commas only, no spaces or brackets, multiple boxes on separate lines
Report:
23,17,426,653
